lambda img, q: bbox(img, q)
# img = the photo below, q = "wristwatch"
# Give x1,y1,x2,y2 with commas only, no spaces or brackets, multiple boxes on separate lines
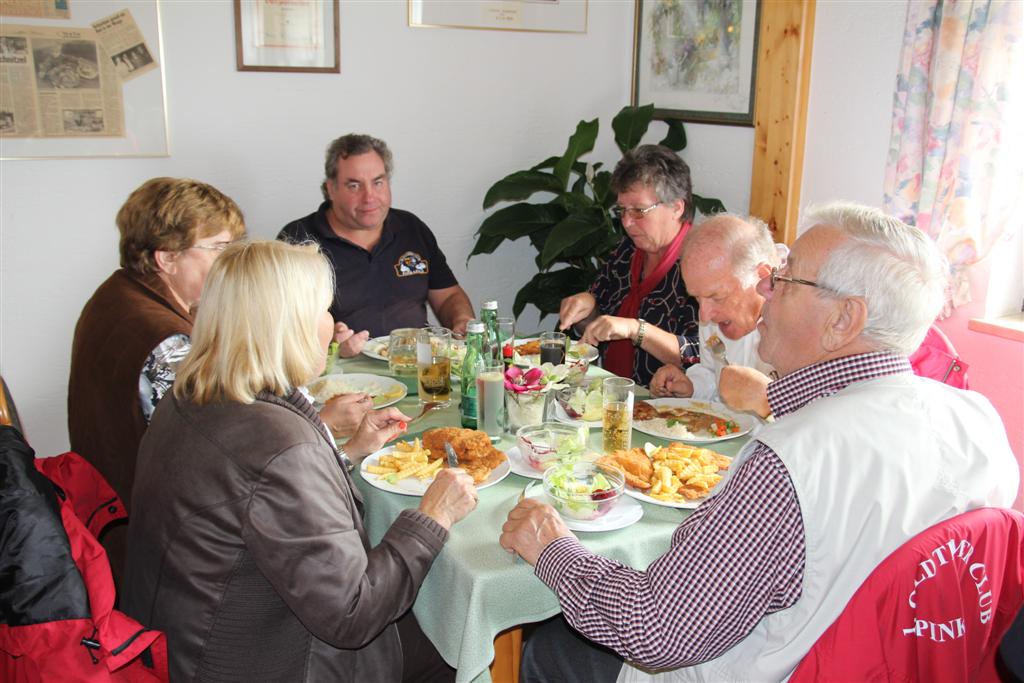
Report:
633,318,647,348
337,445,355,473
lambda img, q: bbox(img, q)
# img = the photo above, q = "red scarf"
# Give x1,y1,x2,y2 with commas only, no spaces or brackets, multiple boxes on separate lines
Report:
603,223,691,380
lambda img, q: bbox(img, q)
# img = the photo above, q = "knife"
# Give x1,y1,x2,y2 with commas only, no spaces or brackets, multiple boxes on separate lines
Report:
444,442,459,469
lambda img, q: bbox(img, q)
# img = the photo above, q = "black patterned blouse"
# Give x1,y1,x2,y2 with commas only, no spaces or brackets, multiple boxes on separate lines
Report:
589,238,700,387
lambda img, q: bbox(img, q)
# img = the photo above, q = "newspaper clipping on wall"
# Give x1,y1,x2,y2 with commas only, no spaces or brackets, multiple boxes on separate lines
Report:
92,9,157,82
0,23,124,137
0,0,70,20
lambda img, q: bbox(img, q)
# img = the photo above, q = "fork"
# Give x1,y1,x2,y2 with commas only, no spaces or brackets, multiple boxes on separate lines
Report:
407,401,443,425
705,334,731,367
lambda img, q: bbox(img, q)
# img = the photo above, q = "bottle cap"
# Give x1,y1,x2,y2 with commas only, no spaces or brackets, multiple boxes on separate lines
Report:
467,320,485,333
482,300,498,310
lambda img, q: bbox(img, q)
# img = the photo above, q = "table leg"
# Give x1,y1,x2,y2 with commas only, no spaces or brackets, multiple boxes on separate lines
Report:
489,626,523,683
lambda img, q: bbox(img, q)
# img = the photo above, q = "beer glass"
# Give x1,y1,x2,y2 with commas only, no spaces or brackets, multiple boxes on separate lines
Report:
602,377,634,453
416,327,452,405
388,328,418,377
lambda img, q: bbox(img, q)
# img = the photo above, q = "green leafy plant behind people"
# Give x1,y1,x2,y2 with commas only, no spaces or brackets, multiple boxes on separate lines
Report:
470,104,726,322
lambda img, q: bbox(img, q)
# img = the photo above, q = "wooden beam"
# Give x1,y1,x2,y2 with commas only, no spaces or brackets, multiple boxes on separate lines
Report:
749,0,816,245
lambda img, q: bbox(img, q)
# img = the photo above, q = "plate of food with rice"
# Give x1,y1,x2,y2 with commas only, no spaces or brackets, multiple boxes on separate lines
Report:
631,398,755,444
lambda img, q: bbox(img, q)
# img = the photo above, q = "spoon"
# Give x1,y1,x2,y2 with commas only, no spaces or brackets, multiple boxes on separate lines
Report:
408,401,443,425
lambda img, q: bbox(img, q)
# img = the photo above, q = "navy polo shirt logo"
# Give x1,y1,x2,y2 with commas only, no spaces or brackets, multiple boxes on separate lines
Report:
394,251,429,277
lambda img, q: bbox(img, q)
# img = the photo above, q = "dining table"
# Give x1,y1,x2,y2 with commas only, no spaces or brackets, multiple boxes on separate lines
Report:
335,351,755,683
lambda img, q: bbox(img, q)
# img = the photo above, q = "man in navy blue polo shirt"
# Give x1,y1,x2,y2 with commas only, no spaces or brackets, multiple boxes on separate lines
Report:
279,134,475,356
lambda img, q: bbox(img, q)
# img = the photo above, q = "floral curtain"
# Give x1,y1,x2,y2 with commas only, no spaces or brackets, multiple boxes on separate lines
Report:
883,0,1023,312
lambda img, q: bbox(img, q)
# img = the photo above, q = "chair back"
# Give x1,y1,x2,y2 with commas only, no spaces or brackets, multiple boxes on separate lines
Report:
0,374,22,433
791,508,1024,682
909,324,969,388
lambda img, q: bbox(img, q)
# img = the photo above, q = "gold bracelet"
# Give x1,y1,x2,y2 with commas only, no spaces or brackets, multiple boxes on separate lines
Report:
633,318,647,348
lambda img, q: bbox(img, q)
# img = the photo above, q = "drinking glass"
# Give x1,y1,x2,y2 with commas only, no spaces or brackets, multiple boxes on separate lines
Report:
602,377,634,454
476,361,506,442
388,328,418,377
416,327,452,405
539,331,567,366
496,316,516,366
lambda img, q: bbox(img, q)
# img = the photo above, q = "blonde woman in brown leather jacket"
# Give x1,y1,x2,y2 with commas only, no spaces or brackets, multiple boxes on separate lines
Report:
122,240,477,682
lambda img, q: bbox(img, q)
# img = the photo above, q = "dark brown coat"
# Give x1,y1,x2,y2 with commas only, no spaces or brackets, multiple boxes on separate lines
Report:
122,390,447,682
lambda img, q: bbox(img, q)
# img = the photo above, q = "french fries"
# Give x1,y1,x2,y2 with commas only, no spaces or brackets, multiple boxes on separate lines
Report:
646,443,730,502
366,439,444,484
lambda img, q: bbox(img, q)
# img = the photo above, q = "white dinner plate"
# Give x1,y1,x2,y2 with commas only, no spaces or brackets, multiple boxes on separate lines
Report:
523,482,643,532
307,373,407,409
512,338,599,367
623,488,707,510
632,398,756,444
361,336,391,361
360,445,511,496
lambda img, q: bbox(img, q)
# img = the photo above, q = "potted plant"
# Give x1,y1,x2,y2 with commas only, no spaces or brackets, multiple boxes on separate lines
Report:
469,104,725,321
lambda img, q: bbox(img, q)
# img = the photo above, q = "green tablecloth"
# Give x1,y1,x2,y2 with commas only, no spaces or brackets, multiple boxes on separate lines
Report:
338,353,751,683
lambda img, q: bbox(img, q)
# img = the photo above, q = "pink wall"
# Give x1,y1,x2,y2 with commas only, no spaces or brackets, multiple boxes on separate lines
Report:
934,268,1024,512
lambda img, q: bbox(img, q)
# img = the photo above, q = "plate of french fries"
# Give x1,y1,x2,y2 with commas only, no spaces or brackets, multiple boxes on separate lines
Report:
600,442,732,509
360,438,511,496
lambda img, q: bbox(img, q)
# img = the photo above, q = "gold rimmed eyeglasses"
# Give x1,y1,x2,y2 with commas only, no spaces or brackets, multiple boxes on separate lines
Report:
188,241,235,253
611,202,661,221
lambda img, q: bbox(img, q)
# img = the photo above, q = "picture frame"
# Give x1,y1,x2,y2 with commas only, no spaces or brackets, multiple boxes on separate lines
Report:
234,0,339,73
631,0,761,126
0,0,169,159
409,0,587,34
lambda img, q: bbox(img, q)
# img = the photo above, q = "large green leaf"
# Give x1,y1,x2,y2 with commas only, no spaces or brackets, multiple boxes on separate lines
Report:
692,193,727,217
482,170,563,209
478,202,566,240
612,104,654,153
592,170,613,207
555,192,595,214
467,232,507,261
513,267,595,319
659,120,687,151
553,119,599,189
540,208,608,268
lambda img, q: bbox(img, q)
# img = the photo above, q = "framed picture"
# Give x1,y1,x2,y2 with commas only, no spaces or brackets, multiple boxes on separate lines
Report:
409,0,587,34
631,0,761,126
234,0,339,73
0,0,169,159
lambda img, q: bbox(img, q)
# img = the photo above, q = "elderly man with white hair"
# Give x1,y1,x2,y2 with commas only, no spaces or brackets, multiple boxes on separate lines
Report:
650,213,783,417
501,202,1020,683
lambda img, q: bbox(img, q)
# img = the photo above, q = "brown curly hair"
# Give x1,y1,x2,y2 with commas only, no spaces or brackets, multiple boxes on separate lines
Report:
117,177,246,274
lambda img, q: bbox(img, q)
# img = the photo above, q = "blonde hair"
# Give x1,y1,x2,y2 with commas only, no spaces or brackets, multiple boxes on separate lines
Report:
117,177,246,275
174,240,334,404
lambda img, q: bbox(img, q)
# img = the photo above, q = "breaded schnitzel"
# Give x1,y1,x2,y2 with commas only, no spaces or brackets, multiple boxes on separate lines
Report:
422,427,507,484
596,449,654,490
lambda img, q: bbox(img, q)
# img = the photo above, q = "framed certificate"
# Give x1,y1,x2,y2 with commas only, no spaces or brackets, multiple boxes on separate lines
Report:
234,0,340,73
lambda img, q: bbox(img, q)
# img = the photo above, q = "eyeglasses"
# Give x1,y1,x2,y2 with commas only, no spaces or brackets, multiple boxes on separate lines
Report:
611,202,661,221
188,241,235,253
768,266,825,292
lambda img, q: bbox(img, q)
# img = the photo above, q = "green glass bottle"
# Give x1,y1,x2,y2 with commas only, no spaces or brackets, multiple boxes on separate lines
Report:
480,300,499,363
460,320,486,428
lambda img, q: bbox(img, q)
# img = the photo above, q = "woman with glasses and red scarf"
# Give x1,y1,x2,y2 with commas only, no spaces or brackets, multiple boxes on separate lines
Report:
558,145,700,387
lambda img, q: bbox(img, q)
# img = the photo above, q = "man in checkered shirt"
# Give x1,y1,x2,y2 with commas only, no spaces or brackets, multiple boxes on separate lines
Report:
500,202,1019,682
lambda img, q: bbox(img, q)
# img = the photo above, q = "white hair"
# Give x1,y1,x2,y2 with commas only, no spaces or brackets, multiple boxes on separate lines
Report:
802,202,947,355
684,213,781,287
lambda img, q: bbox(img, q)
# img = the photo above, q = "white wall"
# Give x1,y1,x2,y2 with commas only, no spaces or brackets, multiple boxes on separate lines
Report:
0,0,754,457
800,0,907,215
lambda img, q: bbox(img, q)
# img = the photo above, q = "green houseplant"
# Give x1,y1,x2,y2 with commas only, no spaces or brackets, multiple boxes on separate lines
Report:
469,104,725,320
